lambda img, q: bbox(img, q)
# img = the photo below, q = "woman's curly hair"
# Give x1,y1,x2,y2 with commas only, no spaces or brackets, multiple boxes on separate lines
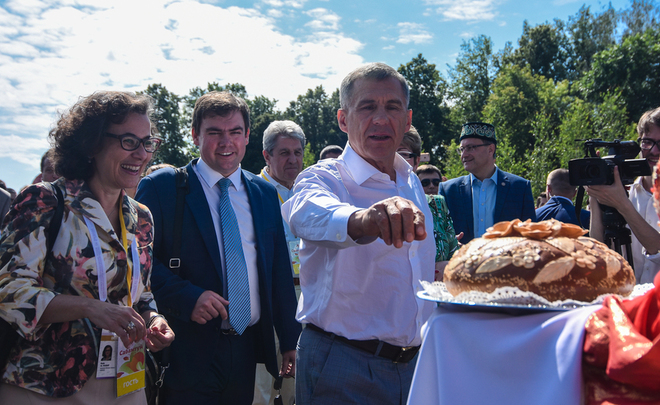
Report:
49,91,156,181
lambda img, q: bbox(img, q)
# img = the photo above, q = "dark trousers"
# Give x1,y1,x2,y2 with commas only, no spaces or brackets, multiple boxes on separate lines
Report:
160,326,257,405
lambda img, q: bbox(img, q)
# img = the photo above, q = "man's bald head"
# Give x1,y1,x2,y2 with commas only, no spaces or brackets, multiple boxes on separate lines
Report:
546,168,576,198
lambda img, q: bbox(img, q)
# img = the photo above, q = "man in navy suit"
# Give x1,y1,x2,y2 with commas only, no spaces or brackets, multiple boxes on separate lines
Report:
136,91,301,404
438,122,536,243
536,168,590,228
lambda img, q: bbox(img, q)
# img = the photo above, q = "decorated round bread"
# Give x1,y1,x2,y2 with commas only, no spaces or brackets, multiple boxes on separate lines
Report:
444,219,635,302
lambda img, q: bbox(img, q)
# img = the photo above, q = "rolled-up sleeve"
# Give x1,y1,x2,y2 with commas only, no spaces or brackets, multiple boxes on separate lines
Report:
282,169,361,249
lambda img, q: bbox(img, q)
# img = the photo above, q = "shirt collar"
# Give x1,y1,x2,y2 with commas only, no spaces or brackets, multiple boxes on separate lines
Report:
260,166,288,190
196,158,243,191
342,143,411,185
470,166,498,185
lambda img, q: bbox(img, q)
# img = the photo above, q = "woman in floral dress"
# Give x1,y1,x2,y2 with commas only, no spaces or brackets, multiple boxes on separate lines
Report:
0,91,174,403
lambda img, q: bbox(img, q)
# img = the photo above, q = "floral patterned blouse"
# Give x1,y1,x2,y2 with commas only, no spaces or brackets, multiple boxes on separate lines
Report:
427,194,459,262
0,179,156,397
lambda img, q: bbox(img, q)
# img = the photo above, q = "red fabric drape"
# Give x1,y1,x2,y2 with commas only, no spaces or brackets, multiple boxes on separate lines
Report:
583,271,660,404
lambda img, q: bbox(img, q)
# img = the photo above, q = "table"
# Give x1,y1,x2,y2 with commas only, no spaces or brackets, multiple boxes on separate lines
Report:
407,304,598,405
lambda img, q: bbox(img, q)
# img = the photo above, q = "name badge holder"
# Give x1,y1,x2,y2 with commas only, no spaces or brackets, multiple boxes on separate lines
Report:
85,215,144,396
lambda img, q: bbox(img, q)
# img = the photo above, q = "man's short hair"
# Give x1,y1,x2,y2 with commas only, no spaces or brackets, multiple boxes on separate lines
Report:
547,168,575,197
192,91,250,135
320,145,344,160
262,120,306,155
637,106,660,138
40,149,54,172
401,125,422,157
339,63,410,110
416,164,441,178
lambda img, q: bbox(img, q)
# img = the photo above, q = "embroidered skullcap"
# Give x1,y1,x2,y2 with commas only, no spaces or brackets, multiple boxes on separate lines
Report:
460,122,496,144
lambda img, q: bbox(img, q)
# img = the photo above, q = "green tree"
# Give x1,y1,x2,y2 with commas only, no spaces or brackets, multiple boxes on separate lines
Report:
447,35,495,125
566,4,617,76
580,27,660,122
508,20,571,82
398,54,450,164
140,84,190,168
621,0,660,38
284,86,343,161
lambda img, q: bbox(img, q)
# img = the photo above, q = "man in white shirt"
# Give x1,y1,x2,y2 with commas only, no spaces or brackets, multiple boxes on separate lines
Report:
254,120,305,405
282,63,435,405
588,106,660,284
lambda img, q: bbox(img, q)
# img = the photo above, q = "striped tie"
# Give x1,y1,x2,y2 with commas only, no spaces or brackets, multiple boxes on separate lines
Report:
218,178,251,335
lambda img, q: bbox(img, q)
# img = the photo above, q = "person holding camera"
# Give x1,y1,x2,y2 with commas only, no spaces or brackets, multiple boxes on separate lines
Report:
587,106,660,284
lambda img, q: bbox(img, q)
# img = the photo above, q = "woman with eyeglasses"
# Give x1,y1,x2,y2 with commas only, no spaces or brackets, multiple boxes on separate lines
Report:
0,91,174,403
398,127,459,281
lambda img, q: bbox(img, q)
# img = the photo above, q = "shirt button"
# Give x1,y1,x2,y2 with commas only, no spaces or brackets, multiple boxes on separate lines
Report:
336,233,341,240
412,251,416,257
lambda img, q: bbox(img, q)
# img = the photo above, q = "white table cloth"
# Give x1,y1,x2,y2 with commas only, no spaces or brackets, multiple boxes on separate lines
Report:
407,304,599,405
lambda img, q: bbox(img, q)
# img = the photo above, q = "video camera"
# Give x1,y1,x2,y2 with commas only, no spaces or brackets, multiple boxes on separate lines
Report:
568,139,651,186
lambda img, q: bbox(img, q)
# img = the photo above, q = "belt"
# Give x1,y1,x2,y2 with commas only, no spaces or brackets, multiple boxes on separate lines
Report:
293,278,300,286
307,324,419,363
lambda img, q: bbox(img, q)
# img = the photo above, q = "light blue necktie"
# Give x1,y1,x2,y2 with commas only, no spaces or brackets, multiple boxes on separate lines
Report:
218,178,251,335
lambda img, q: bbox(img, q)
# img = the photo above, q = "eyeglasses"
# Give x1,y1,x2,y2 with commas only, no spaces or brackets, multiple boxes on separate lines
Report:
638,138,660,151
457,144,489,154
104,133,162,153
421,178,441,187
397,151,417,159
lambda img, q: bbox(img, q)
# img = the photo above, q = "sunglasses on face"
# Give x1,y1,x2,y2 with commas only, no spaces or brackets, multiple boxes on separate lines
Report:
104,133,162,153
421,178,441,187
397,151,417,159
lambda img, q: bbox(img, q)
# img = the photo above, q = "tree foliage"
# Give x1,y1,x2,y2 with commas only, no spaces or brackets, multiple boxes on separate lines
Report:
139,84,190,168
134,0,660,189
398,54,450,164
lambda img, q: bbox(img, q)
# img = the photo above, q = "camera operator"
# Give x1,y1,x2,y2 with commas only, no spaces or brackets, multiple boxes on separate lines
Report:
587,107,660,284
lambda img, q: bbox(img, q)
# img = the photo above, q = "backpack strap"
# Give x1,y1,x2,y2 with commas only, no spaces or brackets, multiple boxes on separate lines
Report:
47,183,65,253
168,167,189,275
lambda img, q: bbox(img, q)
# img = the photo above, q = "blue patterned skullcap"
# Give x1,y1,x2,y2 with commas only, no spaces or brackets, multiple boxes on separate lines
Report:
460,122,496,144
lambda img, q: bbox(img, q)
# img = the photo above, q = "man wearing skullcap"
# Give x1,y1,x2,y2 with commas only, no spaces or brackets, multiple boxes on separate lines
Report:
438,122,536,243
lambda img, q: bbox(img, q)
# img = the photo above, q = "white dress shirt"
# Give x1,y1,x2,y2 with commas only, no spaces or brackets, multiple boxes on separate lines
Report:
193,159,261,327
470,167,498,238
281,144,435,347
628,176,660,284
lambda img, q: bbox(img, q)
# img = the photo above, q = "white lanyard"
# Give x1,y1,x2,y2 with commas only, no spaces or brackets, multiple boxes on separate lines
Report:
83,216,140,304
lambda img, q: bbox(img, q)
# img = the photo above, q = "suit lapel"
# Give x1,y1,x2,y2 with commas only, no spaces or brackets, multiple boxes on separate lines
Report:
494,169,509,222
185,162,224,280
459,176,474,240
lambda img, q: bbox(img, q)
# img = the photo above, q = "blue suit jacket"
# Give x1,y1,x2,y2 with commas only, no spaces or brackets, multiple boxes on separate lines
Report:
438,169,537,243
136,160,301,390
536,195,590,228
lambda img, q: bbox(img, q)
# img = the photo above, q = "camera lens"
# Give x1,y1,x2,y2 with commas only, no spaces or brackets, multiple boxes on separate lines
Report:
585,165,600,178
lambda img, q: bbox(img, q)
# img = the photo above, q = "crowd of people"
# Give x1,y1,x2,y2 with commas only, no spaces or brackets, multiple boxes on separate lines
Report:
1,62,659,404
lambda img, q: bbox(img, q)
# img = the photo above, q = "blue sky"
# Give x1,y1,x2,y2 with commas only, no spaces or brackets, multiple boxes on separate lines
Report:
0,0,629,192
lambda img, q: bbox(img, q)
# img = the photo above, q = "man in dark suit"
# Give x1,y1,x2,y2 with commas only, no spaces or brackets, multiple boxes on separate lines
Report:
439,122,536,243
536,168,590,228
136,91,301,404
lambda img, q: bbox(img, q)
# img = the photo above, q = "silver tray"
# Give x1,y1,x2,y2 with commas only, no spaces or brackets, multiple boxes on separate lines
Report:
417,291,576,315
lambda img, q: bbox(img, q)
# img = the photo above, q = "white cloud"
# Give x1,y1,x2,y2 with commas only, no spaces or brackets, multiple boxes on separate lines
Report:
424,0,498,21
0,0,363,190
396,22,433,44
459,31,474,38
261,0,307,8
305,8,340,31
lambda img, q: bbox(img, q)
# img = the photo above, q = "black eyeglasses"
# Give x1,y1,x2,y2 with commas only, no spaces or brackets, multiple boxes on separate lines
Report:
397,151,417,159
421,178,441,187
457,144,489,154
104,133,162,153
639,138,660,151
